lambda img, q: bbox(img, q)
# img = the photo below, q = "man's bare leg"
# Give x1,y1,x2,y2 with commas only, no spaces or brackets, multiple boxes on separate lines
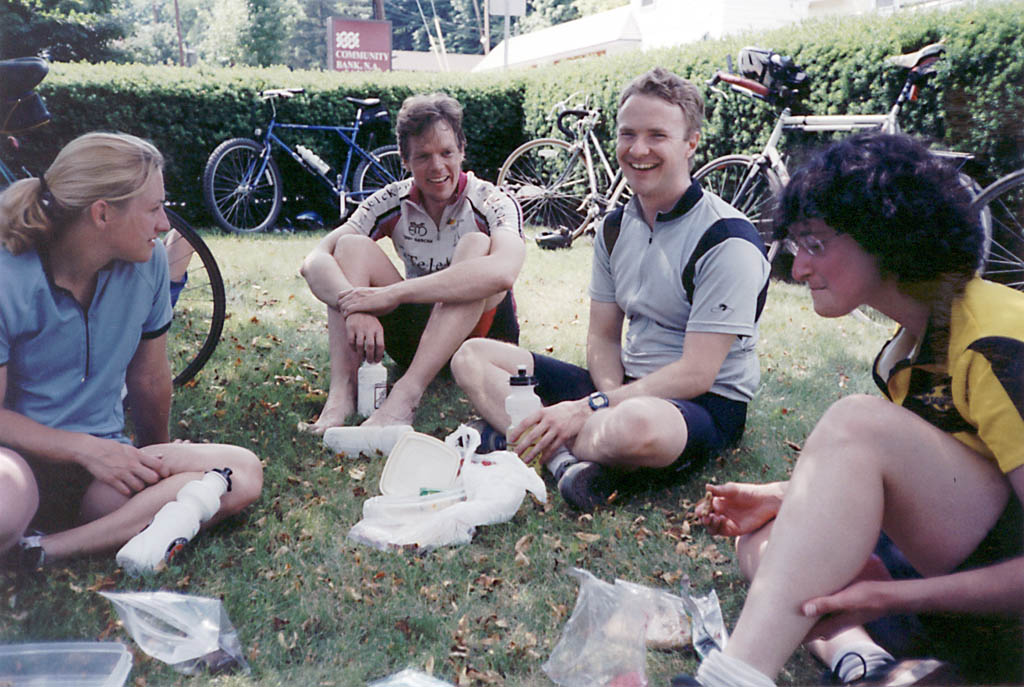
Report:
365,233,504,426
37,442,262,561
305,235,403,434
572,397,689,468
451,338,535,429
721,394,1010,681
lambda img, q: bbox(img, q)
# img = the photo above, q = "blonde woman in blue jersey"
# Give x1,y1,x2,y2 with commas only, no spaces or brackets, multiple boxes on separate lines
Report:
676,133,1024,687
0,132,262,570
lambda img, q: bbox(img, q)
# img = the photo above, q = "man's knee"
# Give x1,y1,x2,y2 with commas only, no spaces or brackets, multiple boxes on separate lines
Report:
452,232,491,261
332,232,376,259
590,398,686,463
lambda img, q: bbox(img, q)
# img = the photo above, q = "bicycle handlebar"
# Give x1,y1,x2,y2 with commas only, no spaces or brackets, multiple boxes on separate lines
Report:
557,108,595,140
707,71,770,100
260,88,305,100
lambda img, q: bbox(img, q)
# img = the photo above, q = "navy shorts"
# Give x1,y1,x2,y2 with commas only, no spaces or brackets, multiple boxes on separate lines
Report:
870,496,1023,683
530,353,747,482
378,291,519,370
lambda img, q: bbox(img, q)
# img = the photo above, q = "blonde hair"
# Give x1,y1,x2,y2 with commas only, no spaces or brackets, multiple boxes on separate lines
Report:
0,132,164,254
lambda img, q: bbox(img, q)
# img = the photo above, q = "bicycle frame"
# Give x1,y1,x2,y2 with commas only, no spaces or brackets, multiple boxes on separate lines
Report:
252,96,395,207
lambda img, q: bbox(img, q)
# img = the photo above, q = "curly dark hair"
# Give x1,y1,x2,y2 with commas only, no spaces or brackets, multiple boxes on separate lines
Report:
775,132,983,284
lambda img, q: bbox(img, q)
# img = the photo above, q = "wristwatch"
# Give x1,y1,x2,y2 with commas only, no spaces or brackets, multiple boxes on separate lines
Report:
587,391,610,411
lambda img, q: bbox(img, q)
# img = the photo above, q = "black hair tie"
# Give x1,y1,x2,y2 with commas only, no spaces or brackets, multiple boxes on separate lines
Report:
37,175,55,215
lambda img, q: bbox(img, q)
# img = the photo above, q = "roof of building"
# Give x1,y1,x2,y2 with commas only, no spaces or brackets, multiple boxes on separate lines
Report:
473,5,642,72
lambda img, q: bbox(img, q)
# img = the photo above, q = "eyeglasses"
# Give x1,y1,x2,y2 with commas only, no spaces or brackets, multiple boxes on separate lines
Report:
784,233,830,257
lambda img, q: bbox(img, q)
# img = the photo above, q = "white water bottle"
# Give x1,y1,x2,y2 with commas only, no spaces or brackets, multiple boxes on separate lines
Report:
295,144,331,176
357,361,388,417
506,365,542,451
116,468,232,575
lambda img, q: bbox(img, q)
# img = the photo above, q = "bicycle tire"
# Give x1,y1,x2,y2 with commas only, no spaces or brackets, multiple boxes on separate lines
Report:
497,138,589,237
202,137,282,234
354,144,405,196
165,209,226,386
692,155,782,261
973,168,1024,291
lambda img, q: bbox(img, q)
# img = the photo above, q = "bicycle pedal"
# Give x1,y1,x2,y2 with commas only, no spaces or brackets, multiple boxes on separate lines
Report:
536,228,573,249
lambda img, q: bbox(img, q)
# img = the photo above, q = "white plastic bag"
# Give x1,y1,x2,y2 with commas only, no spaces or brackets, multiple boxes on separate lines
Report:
615,579,691,651
99,591,250,676
347,425,546,550
543,569,651,687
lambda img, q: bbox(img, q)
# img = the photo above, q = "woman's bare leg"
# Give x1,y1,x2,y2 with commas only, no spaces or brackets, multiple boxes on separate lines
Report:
38,442,262,560
723,394,1010,679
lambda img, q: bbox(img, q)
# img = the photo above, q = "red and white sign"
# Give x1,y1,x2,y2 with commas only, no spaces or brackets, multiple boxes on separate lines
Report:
328,18,392,72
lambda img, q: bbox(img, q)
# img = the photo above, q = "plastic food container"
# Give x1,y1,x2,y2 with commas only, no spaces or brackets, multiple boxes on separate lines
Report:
379,431,462,496
0,641,132,686
362,488,468,521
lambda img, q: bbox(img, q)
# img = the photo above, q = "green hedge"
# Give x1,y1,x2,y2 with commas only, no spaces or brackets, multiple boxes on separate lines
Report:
16,0,1024,228
27,65,524,226
510,0,1024,183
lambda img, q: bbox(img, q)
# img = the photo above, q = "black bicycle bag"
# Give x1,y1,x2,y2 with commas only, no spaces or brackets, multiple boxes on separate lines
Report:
738,47,808,95
0,57,52,134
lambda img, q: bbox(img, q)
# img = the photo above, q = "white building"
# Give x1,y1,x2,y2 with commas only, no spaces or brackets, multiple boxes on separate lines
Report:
474,0,805,72
471,0,989,72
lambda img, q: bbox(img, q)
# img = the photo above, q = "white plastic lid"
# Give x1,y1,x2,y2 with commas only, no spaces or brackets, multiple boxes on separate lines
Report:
0,642,132,687
379,431,461,496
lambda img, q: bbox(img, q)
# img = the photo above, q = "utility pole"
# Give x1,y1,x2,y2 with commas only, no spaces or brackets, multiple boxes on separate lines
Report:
173,0,185,66
473,0,489,54
372,0,385,20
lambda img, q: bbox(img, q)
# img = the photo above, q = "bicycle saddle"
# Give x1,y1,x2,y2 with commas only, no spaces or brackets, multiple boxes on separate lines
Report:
346,96,380,108
0,57,48,100
887,42,945,70
260,88,304,99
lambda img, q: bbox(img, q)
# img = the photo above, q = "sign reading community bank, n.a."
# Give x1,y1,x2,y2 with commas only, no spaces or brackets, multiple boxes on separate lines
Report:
327,17,392,72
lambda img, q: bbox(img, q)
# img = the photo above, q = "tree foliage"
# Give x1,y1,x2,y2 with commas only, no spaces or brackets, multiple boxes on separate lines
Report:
12,0,623,67
0,0,127,60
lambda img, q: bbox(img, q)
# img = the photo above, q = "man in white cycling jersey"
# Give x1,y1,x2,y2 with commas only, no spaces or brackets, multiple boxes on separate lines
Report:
300,93,525,431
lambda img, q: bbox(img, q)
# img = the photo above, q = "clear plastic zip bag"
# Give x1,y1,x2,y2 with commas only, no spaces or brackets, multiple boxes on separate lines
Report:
99,591,250,676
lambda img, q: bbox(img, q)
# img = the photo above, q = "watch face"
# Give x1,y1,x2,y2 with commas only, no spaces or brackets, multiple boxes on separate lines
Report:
588,392,609,410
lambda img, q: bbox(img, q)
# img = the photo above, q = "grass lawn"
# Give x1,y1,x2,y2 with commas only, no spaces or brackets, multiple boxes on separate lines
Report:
1,231,893,686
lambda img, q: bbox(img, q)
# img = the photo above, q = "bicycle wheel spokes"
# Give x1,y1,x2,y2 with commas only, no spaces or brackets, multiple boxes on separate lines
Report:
202,137,283,234
498,139,588,234
165,210,226,386
693,155,779,251
214,156,271,225
978,170,1024,290
354,144,406,196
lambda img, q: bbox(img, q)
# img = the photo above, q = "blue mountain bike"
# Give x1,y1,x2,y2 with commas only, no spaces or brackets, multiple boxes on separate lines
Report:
201,88,406,234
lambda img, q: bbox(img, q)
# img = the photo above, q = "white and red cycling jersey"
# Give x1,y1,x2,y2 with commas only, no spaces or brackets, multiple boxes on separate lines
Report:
345,171,523,278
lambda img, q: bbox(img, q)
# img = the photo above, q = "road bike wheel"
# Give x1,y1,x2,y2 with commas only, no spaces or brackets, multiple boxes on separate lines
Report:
165,209,226,386
973,168,1024,291
497,138,588,237
202,137,282,234
692,155,782,261
354,144,405,196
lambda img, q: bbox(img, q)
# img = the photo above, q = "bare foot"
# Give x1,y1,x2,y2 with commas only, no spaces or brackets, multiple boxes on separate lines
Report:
362,385,418,427
299,401,356,435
